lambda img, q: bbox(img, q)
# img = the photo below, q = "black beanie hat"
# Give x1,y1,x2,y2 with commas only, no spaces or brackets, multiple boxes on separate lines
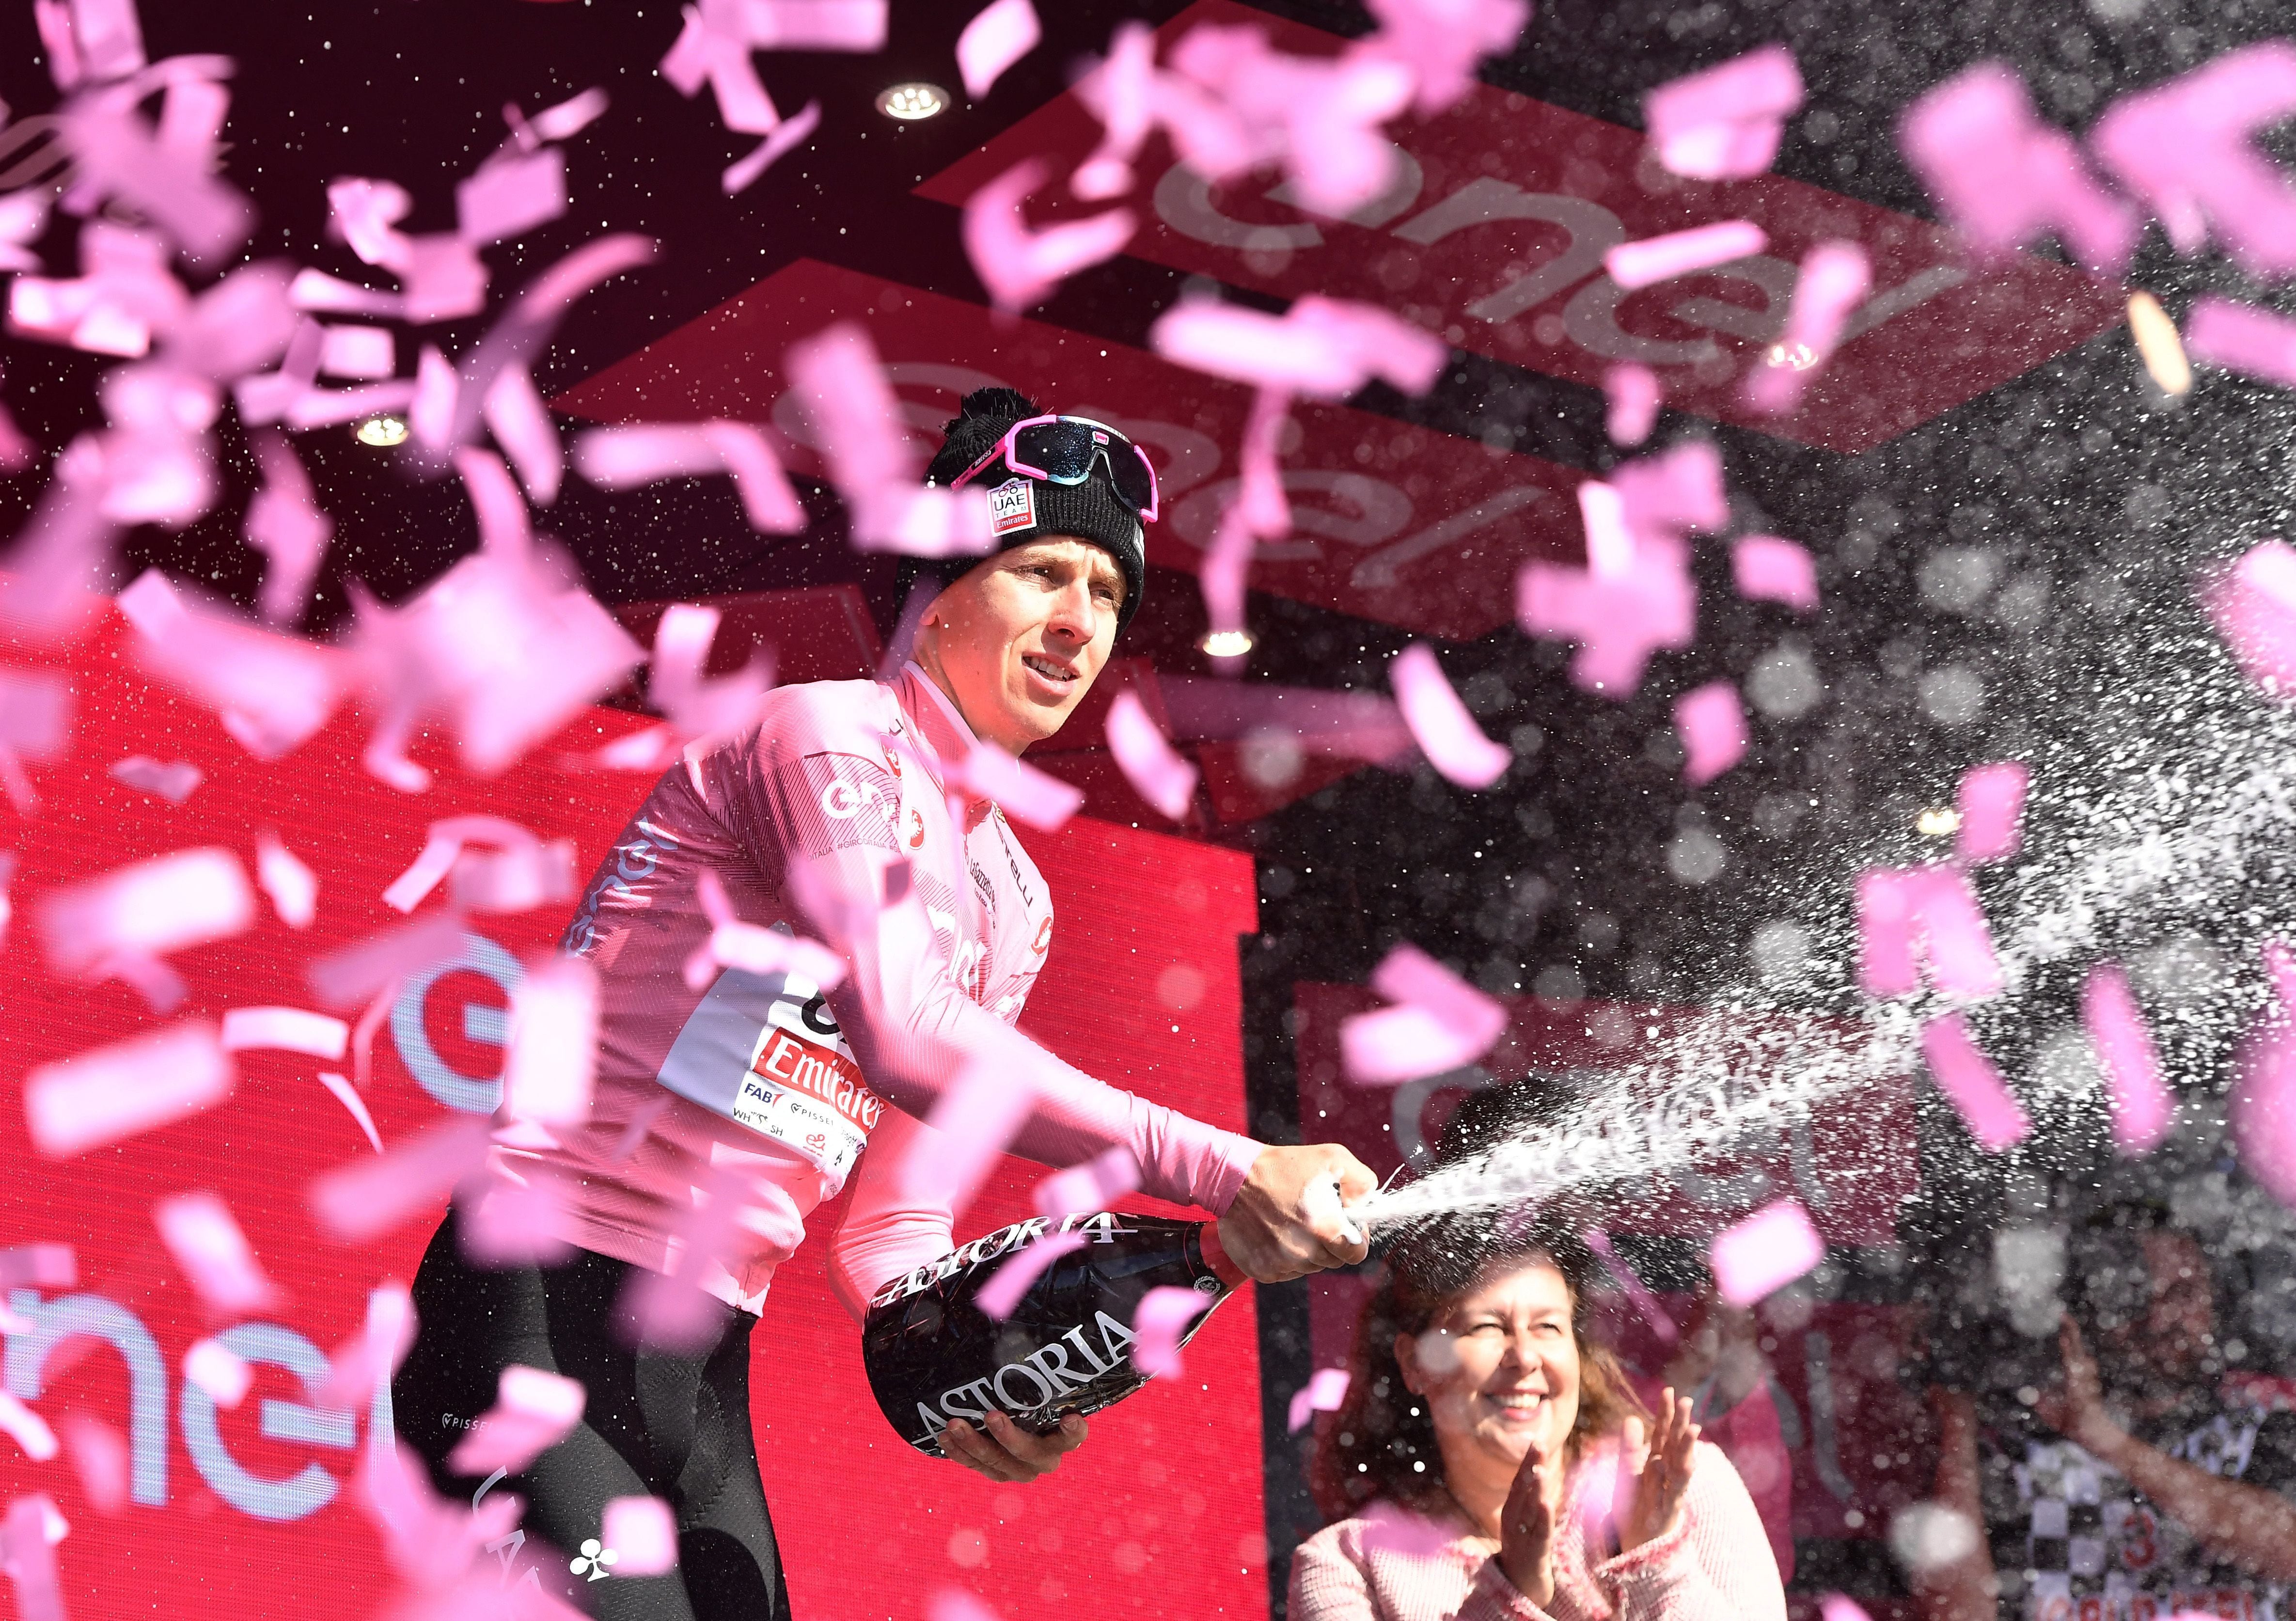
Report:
921,386,1147,635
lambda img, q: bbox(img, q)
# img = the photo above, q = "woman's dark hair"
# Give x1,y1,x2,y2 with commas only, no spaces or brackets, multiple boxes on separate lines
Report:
1308,1080,1649,1523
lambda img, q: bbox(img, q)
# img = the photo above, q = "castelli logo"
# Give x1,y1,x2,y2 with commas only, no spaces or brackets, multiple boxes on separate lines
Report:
908,809,926,849
1032,916,1053,955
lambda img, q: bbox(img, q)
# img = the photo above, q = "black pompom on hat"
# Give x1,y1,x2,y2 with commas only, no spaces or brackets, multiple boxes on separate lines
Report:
922,386,1146,635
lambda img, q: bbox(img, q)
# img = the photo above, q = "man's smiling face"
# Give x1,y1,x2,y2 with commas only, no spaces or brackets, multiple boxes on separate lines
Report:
913,536,1125,754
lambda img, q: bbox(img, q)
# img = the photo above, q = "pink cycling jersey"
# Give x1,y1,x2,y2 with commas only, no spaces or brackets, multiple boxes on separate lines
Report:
494,663,1262,1318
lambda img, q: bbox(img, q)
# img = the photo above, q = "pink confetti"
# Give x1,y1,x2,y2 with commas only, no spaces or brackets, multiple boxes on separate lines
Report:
0,1392,57,1463
307,913,469,1010
220,1005,349,1059
458,1169,576,1267
976,1231,1089,1320
957,0,1040,99
24,1020,234,1158
317,325,394,380
1604,221,1768,292
502,953,599,1129
483,363,562,507
723,99,821,195
645,602,777,749
1130,1285,1214,1378
623,1165,752,1353
683,869,846,992
602,1495,679,1577
2235,943,2296,1206
1516,534,1696,696
1709,1199,1824,1307
0,1246,76,1291
948,736,1085,831
1103,689,1198,821
61,1417,126,1515
1643,45,1804,180
255,832,318,929
1389,643,1510,789
1731,535,1818,614
1286,1368,1352,1432
1070,21,1155,199
0,1494,67,1621
1856,865,2003,1000
573,421,805,533
242,432,333,627
785,323,994,557
1674,681,1747,787
1901,63,2139,273
1032,1146,1141,1220
1819,1599,1874,1621
928,1591,1007,1621
456,148,566,246
2204,538,2296,696
1604,364,1661,446
897,1057,1040,1218
316,1071,383,1155
153,1190,281,1315
2084,963,2171,1157
1742,240,1872,415
319,1283,418,1413
1581,1227,1678,1347
1360,0,1528,117
1151,294,1446,399
113,570,346,760
961,158,1136,315
39,845,252,982
182,1338,252,1408
1955,761,2029,865
106,755,202,803
1920,1013,2030,1152
2092,44,2296,277
61,84,252,270
447,1365,586,1477
357,1436,523,1590
1163,25,1415,218
2184,297,2296,389
1341,944,1508,1084
309,1117,492,1243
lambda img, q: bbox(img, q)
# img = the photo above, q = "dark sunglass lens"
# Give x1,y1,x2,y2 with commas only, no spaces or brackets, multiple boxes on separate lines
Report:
1107,451,1155,513
1014,423,1094,479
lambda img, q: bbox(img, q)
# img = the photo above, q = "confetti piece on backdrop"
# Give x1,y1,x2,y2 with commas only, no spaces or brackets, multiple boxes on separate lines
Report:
60,1417,126,1515
1286,1367,1351,1432
961,157,1136,315
1390,643,1510,789
1643,44,1803,180
1604,221,1767,291
1104,689,1199,822
2183,296,2296,390
1675,681,1747,787
2084,963,2171,1157
1710,1199,1825,1307
1604,363,1661,446
2125,292,2192,395
1856,865,2003,1000
1920,1013,2030,1152
153,1190,281,1315
957,0,1040,100
1731,535,1819,614
24,1020,235,1159
255,831,318,929
182,1338,252,1407
308,1117,492,1243
106,755,203,803
0,1391,58,1463
316,1071,384,1155
1742,240,1871,416
1955,761,2029,865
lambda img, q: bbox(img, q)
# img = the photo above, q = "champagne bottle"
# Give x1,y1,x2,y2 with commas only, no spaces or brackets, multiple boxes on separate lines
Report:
861,1211,1245,1457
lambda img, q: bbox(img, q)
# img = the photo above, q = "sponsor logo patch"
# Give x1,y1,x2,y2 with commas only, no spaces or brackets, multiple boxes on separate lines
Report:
987,477,1036,536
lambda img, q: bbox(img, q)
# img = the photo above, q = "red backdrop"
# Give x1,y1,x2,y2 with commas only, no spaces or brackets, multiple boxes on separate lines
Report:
0,602,1272,1621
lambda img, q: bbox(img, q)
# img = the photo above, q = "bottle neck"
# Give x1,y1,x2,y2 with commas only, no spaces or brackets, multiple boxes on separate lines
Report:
1195,1221,1248,1288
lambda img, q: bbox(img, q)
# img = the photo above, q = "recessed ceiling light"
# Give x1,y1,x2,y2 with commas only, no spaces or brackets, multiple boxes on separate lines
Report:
1917,806,1961,837
875,82,948,121
1198,629,1255,659
356,413,409,447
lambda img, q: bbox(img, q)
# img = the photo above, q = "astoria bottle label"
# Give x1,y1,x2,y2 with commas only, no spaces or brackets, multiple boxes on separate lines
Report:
861,1211,1244,1457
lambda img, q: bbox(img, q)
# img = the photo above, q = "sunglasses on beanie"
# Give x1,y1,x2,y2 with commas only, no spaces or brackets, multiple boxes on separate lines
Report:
945,414,1160,523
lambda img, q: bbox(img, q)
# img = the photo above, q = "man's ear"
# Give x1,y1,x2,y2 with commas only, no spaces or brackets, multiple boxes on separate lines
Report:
1394,1332,1424,1396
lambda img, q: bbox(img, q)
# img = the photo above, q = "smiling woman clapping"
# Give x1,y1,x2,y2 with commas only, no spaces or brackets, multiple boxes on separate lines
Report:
1290,1215,1787,1621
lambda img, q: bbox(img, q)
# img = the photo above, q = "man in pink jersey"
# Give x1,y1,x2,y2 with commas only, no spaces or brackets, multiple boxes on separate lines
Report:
393,387,1377,1621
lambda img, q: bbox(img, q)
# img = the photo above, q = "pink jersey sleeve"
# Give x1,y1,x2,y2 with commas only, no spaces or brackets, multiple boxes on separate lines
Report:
708,682,1261,1239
